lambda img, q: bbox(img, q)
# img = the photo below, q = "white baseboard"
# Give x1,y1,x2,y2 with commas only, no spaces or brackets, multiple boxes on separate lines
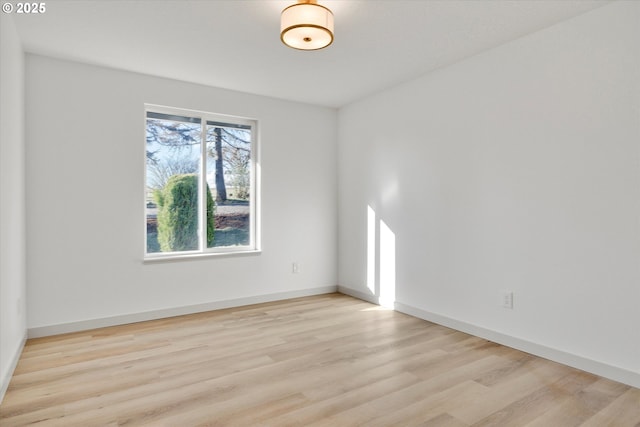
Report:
337,285,640,389
0,331,27,404
28,286,338,338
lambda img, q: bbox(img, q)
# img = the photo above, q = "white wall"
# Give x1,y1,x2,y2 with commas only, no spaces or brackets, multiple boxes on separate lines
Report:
26,55,337,332
0,14,27,400
338,1,640,387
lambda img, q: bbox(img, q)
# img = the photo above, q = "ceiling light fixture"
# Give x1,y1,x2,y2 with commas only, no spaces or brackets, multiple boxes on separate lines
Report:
281,0,334,51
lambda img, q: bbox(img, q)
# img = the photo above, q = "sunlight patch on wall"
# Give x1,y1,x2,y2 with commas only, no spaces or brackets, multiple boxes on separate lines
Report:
366,204,396,308
367,205,376,294
379,219,396,308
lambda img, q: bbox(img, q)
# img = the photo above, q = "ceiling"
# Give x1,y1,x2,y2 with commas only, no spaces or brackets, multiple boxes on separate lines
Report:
12,0,610,108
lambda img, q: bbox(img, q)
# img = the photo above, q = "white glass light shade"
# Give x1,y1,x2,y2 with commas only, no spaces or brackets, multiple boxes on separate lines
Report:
281,1,334,50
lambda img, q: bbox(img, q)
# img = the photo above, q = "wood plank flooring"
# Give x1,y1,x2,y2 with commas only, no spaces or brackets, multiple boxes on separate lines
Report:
1,293,638,426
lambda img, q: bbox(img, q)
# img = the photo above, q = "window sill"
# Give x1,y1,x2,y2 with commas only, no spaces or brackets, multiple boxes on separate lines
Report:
144,249,261,264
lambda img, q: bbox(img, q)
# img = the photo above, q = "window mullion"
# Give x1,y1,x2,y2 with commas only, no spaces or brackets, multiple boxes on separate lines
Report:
199,119,207,251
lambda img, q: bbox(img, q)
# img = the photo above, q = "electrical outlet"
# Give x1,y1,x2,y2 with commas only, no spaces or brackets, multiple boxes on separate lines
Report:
292,262,300,274
502,291,514,309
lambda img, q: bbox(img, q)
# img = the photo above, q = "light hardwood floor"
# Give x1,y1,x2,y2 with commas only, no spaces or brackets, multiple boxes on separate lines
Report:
1,293,638,426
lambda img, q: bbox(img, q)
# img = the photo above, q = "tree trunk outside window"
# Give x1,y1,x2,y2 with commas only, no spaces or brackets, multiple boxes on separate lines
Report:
214,127,227,202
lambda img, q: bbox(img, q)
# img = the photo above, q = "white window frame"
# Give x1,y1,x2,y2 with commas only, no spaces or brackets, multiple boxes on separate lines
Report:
144,104,260,261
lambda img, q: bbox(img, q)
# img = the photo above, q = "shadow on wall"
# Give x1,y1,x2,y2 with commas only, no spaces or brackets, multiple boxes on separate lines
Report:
367,205,396,308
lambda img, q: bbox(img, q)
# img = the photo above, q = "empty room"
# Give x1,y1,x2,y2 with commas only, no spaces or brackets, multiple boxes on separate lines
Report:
1,0,639,425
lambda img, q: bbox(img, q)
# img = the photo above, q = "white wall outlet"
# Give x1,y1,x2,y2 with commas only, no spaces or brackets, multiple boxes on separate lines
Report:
502,291,514,309
292,262,300,274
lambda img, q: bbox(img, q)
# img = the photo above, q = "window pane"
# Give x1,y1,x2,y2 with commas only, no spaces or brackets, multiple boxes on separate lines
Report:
206,124,252,247
146,115,202,254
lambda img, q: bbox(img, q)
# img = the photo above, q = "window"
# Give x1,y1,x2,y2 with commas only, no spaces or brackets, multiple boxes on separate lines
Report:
145,105,258,259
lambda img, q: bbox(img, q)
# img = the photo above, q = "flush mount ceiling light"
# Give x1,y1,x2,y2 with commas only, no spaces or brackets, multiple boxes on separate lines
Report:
281,0,334,51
